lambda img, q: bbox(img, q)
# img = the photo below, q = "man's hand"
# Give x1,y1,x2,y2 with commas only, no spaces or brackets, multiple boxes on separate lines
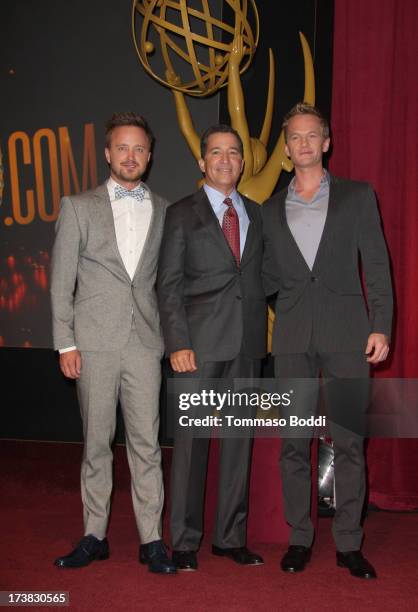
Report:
59,349,82,379
365,333,390,364
170,349,197,373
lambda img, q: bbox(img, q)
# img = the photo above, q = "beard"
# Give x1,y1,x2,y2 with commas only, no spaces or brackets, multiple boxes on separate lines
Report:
111,163,143,185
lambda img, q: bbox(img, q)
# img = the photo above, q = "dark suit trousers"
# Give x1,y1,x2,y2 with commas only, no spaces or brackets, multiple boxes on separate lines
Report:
170,353,260,551
274,350,369,552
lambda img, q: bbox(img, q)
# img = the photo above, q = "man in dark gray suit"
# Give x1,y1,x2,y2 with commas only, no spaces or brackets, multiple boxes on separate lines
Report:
51,112,175,573
262,103,393,579
157,125,266,570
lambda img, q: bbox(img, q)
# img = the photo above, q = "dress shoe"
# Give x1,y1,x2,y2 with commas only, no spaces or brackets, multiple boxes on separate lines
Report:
139,540,177,574
212,545,264,565
172,550,198,571
54,535,109,568
336,550,377,579
280,545,311,572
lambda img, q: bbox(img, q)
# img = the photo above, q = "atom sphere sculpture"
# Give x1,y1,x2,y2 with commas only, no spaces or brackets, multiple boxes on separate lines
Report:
132,0,259,97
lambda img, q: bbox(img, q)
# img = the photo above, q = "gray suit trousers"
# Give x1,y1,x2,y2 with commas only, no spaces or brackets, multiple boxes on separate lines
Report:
76,327,163,542
170,353,260,551
275,350,369,552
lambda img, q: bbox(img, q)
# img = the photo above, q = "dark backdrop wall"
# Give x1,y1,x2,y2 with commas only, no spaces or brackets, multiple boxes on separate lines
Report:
0,0,334,442
0,0,220,349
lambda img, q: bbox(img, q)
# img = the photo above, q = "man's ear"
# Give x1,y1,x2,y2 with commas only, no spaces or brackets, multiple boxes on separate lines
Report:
198,158,205,173
105,148,110,164
322,138,330,153
284,143,290,158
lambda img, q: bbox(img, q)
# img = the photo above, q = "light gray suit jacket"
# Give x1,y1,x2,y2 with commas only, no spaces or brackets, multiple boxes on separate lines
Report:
51,181,168,353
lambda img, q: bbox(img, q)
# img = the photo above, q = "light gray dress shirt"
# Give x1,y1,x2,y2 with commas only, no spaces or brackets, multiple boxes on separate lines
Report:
285,170,330,270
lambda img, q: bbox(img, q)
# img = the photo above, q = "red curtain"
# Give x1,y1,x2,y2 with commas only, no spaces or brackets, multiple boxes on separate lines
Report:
331,0,418,509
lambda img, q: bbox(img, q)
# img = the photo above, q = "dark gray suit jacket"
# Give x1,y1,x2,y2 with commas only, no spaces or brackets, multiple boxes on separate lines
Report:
261,175,393,354
157,188,267,362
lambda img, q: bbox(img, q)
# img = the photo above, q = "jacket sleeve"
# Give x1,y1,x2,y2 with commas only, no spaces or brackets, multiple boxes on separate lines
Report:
50,197,81,350
358,184,393,338
156,205,192,354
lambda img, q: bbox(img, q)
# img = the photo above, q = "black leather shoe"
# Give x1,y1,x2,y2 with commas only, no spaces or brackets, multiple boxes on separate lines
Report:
139,540,177,574
337,550,377,579
212,545,264,565
172,550,198,571
54,535,109,568
280,545,311,572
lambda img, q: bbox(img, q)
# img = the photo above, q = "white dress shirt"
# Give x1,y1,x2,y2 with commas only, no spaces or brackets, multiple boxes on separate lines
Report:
59,177,152,353
107,177,153,280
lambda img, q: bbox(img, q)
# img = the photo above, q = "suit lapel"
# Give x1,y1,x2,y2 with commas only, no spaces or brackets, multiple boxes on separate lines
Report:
132,183,161,278
92,183,131,282
312,174,340,273
240,195,257,266
278,189,312,274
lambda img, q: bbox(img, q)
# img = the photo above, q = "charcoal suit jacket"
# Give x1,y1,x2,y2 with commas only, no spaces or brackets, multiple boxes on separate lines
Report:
157,187,267,362
261,175,393,354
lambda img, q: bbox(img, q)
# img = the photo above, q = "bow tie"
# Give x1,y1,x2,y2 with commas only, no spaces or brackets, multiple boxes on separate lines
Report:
114,184,146,202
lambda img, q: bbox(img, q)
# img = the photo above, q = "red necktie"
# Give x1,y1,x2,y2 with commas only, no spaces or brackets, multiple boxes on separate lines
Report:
222,197,240,266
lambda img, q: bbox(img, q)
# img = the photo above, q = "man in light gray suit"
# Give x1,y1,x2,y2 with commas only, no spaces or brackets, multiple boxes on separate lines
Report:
51,112,176,573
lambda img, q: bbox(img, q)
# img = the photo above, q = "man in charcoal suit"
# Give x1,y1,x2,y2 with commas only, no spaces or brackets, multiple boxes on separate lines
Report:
157,125,266,570
51,112,176,573
262,103,393,579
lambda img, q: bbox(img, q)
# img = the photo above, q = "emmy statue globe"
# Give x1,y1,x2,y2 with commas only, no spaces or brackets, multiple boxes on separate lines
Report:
132,0,316,203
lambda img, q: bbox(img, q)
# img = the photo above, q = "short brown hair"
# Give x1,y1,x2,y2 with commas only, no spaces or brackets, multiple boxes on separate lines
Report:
282,103,330,142
105,112,154,147
200,124,244,158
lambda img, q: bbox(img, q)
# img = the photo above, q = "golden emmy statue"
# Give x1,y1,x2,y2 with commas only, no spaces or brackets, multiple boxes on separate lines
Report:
132,0,316,345
132,0,315,203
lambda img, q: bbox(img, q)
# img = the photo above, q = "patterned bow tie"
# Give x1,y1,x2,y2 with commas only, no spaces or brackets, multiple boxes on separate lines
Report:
114,184,146,202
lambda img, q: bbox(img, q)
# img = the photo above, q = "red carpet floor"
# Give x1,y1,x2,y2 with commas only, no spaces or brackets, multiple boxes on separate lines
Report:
1,440,417,611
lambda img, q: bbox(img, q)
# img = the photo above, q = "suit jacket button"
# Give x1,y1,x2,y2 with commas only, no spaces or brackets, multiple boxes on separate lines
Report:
236,295,242,300
311,276,317,282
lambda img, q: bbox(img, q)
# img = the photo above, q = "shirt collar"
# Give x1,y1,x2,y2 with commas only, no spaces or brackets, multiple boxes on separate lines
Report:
288,169,330,195
203,183,240,207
